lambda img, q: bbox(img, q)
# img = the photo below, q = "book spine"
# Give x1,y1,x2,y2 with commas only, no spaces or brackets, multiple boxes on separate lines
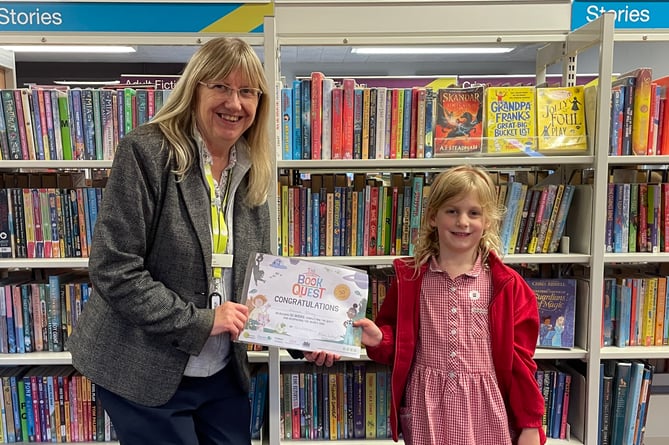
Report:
2,90,23,159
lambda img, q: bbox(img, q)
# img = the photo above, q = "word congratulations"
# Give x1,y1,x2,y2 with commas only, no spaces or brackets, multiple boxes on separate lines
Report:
274,295,340,312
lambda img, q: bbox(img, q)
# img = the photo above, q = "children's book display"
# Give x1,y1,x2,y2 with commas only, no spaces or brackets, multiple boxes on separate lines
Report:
238,253,369,358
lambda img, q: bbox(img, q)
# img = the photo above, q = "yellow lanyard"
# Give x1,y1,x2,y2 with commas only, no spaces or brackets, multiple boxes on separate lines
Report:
204,162,230,279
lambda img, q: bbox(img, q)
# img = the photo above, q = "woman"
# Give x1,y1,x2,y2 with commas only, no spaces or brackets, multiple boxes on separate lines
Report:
68,37,334,445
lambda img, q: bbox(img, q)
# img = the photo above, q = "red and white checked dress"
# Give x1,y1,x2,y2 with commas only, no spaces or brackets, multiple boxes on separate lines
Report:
400,256,513,445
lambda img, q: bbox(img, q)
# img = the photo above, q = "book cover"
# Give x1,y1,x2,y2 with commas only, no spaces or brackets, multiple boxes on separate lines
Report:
238,253,368,358
434,85,484,155
536,86,587,152
620,67,653,155
526,278,577,349
1,90,23,159
484,86,537,153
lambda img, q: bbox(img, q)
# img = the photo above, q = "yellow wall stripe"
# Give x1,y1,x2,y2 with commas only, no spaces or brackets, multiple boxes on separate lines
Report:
201,3,274,33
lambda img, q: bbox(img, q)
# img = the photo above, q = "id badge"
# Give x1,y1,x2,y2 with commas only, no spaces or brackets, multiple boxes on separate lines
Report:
212,254,234,268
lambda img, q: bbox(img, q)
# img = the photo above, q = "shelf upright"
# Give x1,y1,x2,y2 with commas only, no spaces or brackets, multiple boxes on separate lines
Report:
537,12,615,445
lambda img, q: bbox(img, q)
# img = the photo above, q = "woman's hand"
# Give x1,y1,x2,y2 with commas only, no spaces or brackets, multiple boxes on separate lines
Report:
303,351,340,367
212,301,249,340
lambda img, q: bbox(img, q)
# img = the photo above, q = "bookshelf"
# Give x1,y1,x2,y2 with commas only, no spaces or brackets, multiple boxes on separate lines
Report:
266,1,615,444
4,1,668,444
0,9,278,444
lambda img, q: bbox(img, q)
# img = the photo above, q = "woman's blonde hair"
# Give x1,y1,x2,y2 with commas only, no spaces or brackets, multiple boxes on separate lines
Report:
151,37,271,206
411,165,504,270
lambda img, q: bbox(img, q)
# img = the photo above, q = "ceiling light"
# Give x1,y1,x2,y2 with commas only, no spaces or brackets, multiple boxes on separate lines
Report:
0,45,136,54
351,46,515,55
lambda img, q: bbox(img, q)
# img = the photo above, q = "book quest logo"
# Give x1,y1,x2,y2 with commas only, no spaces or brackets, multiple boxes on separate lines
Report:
292,268,326,299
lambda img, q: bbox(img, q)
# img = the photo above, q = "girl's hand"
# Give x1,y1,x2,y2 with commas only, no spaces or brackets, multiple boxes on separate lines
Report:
517,428,541,445
303,351,340,367
353,318,383,348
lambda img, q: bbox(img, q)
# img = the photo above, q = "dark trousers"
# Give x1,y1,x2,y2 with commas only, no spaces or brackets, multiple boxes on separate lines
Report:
97,365,251,445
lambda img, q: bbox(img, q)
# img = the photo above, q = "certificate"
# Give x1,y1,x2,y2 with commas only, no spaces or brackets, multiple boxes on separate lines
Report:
237,253,369,358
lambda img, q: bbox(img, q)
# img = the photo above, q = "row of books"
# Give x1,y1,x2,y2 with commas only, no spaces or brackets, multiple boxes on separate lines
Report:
278,170,577,258
536,362,575,440
0,272,90,355
278,172,429,258
605,67,669,156
279,72,589,160
0,87,172,162
606,181,669,254
599,360,655,445
0,363,266,443
280,362,392,441
0,365,117,443
602,275,669,348
0,187,104,259
248,365,268,441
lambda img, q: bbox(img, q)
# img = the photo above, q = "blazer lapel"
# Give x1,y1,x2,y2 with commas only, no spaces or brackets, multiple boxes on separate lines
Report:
180,167,212,276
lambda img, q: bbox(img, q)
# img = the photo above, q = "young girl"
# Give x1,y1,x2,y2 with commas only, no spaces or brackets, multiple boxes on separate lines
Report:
355,165,546,445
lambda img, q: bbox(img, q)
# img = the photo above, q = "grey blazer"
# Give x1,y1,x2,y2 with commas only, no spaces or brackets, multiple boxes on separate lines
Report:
67,124,270,406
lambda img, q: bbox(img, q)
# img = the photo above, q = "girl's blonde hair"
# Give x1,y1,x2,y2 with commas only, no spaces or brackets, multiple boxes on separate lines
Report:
411,165,504,270
150,37,271,207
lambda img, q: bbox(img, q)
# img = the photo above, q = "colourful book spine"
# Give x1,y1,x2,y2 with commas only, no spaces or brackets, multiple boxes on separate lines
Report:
281,87,293,160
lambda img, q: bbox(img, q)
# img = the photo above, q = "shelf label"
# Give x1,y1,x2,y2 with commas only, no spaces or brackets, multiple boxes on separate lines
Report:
571,1,669,30
0,2,272,33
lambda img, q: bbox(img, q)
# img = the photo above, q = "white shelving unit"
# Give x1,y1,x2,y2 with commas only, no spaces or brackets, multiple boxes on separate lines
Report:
6,2,669,445
263,2,617,445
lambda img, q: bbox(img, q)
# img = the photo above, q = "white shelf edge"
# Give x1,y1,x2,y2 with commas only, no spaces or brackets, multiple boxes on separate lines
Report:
0,160,113,168
0,351,73,365
607,155,669,165
0,258,89,268
601,346,669,360
289,254,590,267
277,156,594,170
276,348,587,362
604,252,669,263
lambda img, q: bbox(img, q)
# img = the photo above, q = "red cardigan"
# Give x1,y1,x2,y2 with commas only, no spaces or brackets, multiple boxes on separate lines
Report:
366,252,546,444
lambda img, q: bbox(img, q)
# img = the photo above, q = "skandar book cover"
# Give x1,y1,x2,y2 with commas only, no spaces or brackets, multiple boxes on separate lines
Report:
484,86,537,154
238,253,369,358
536,86,587,153
526,278,577,349
434,85,484,155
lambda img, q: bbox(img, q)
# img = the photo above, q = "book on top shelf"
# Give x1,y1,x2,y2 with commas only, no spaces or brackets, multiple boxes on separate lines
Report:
484,86,537,154
526,278,577,349
433,85,484,155
536,86,587,153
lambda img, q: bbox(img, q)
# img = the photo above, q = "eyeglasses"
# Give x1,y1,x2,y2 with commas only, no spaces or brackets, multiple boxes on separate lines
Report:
198,81,262,101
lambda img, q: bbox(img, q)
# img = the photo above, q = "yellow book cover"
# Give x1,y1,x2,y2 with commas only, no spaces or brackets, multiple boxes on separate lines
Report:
395,89,405,158
484,86,536,153
643,277,657,346
541,184,565,254
536,86,587,152
655,276,667,345
362,87,370,159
